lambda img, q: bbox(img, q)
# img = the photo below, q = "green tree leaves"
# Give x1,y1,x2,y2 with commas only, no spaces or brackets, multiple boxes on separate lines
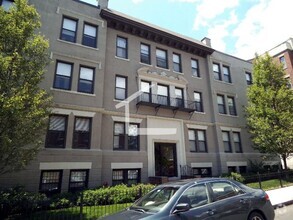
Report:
246,54,293,169
0,0,51,174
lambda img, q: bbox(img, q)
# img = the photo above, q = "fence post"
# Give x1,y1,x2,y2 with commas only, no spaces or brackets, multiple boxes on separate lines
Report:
257,172,262,189
278,170,283,188
79,191,84,220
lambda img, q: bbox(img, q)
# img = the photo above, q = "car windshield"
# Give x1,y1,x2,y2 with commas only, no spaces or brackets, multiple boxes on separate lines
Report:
131,186,179,213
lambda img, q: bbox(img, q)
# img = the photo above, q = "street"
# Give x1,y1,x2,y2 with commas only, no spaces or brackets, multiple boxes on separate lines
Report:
275,205,293,220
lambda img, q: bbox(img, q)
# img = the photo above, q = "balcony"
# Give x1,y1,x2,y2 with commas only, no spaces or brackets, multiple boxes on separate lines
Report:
136,93,197,113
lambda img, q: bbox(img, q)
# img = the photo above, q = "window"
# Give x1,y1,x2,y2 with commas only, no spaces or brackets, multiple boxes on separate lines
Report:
191,59,200,77
78,66,94,94
140,81,151,102
279,56,287,68
39,170,62,195
173,53,182,72
53,61,72,90
188,129,207,152
156,48,168,69
140,43,151,64
233,132,242,153
194,92,203,112
113,122,139,150
178,184,209,208
213,63,221,80
245,72,252,85
60,17,77,43
82,23,97,48
175,87,184,107
227,96,237,116
192,168,212,177
112,169,140,186
222,131,231,152
223,65,231,83
46,115,67,148
157,84,169,105
69,170,89,192
228,166,237,173
73,117,91,149
1,0,14,10
210,181,240,201
115,76,127,100
217,95,226,114
239,166,247,174
116,36,128,59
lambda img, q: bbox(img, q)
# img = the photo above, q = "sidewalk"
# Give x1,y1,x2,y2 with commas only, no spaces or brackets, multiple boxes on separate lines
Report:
266,185,293,208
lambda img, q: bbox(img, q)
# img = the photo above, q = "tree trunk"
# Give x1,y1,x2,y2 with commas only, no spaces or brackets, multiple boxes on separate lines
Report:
282,154,287,170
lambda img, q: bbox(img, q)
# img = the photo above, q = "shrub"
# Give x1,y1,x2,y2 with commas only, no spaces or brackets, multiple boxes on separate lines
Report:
221,172,245,183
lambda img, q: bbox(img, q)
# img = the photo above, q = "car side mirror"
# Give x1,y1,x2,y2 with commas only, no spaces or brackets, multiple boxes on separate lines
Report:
173,203,190,214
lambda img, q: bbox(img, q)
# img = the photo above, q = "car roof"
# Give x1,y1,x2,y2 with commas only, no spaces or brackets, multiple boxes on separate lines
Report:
157,177,228,187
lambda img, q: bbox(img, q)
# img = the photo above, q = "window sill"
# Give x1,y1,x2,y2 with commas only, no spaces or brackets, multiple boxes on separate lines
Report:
191,75,202,79
155,66,170,71
190,151,208,153
57,39,99,51
139,62,153,67
173,70,184,75
218,113,239,118
115,56,130,62
194,111,206,115
214,79,233,85
51,88,96,97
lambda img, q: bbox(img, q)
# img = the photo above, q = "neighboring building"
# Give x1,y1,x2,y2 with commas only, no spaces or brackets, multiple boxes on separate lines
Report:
267,38,293,89
0,0,279,194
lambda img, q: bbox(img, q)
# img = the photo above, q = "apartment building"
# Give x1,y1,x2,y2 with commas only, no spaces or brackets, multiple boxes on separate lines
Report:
0,0,279,194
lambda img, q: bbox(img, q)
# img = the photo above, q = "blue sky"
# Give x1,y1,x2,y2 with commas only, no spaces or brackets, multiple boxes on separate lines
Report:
85,0,293,60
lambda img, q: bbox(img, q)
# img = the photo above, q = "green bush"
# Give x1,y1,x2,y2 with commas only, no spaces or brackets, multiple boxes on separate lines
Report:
221,172,245,183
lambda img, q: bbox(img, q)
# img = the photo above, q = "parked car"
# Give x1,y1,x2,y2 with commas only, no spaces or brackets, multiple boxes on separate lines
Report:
101,178,275,220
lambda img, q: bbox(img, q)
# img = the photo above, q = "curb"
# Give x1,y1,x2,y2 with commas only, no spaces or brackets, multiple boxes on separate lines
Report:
273,200,293,209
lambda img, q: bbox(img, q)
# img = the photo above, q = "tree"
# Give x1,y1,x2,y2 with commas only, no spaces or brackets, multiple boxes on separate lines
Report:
246,54,293,169
0,0,51,174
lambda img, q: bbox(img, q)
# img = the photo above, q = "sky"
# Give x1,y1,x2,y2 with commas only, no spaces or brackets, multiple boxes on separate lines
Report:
85,0,293,60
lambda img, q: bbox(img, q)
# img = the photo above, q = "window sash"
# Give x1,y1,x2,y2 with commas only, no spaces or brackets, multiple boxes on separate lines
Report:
116,37,127,58
114,122,139,150
228,97,237,115
40,170,62,195
156,49,167,68
191,59,199,77
84,24,96,37
223,66,231,83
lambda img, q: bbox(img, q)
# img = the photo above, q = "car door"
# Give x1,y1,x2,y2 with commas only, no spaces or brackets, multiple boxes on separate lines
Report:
208,180,250,220
170,183,217,220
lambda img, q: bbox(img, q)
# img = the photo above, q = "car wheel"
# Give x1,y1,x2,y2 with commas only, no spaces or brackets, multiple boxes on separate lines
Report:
248,212,265,220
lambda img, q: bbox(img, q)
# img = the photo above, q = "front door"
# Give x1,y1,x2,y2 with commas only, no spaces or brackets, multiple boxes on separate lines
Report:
155,143,177,177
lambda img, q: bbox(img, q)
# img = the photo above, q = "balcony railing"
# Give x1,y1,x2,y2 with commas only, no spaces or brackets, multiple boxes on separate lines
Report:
137,93,197,113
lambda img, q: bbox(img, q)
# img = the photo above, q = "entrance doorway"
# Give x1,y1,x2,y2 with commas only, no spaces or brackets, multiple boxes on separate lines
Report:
155,143,177,177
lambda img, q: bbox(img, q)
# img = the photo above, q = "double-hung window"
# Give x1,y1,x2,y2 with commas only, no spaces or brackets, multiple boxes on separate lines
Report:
194,92,203,112
223,65,231,83
233,132,242,153
173,53,182,72
245,72,252,85
112,169,140,186
279,56,287,68
78,66,94,94
73,117,91,149
140,43,151,64
60,17,77,43
227,96,237,116
157,84,169,106
115,76,127,100
188,129,207,152
156,48,168,69
46,115,67,148
114,122,139,150
175,87,184,108
54,61,72,90
222,131,232,152
39,170,62,195
140,81,151,102
69,170,89,192
82,23,97,48
217,95,226,114
191,59,200,77
116,36,128,59
213,63,221,80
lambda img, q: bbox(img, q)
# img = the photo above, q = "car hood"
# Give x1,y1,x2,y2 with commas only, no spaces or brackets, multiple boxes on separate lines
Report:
101,209,154,220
